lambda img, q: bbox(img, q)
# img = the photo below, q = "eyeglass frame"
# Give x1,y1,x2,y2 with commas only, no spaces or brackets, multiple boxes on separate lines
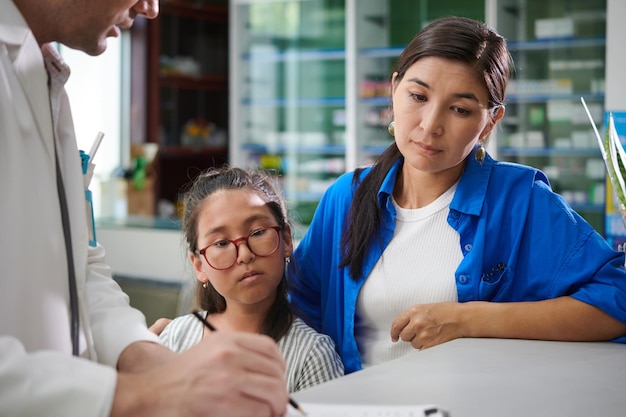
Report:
195,225,282,270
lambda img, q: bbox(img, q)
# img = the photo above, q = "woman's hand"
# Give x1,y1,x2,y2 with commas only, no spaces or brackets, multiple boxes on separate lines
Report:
390,302,464,350
391,297,626,350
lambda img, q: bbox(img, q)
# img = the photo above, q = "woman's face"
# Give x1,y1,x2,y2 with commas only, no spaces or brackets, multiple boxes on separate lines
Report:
191,189,292,312
391,56,502,177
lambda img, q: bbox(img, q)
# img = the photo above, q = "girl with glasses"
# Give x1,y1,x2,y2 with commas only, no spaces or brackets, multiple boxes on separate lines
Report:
158,167,344,392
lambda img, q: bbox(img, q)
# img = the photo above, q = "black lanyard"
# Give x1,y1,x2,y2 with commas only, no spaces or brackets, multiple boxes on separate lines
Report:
45,45,79,356
51,101,80,357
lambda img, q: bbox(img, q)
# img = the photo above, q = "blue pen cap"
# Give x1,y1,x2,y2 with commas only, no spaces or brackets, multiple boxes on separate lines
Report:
79,150,90,175
79,149,97,246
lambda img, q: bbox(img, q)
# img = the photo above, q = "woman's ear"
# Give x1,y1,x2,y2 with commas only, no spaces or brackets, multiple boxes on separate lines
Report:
480,106,505,139
391,71,399,94
493,105,505,120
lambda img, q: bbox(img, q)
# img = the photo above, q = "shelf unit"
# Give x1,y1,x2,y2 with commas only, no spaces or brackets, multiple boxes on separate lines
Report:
230,0,347,232
230,0,484,236
144,0,229,211
493,0,607,232
228,0,606,235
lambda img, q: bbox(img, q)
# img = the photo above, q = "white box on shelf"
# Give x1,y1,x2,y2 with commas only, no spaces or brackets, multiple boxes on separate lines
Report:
543,165,560,179
535,17,574,39
506,131,525,148
571,131,594,148
547,100,572,122
526,131,545,148
586,158,607,180
554,137,572,149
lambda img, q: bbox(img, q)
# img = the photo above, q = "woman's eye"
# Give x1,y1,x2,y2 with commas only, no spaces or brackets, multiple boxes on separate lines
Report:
410,93,426,102
250,228,266,238
452,106,471,115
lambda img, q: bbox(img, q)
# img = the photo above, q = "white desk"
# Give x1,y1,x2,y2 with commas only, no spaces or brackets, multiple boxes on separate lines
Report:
293,338,626,417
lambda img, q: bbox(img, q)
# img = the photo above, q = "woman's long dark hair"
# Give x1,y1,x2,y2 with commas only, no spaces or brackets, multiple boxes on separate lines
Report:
180,166,293,342
339,16,511,280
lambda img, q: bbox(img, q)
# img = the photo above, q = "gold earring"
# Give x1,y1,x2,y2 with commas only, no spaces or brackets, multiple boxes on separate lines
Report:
475,141,486,163
388,121,395,137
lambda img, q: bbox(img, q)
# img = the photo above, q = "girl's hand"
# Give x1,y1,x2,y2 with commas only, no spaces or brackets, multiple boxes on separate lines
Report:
148,318,172,335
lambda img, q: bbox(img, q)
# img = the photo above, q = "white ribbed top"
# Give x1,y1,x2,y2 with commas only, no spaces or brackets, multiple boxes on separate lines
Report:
355,183,461,367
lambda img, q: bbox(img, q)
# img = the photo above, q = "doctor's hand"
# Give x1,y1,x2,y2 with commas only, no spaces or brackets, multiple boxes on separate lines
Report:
112,331,289,417
390,302,464,350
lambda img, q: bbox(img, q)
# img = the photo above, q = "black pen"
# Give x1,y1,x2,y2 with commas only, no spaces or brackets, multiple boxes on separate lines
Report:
191,311,307,416
424,407,450,417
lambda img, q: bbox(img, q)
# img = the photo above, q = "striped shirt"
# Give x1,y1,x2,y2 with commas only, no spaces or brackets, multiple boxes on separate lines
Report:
159,313,344,392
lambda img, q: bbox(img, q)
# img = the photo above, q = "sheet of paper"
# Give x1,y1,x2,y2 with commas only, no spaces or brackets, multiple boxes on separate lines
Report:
287,403,450,417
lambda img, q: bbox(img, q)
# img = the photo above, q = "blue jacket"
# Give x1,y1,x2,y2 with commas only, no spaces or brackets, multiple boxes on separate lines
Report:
288,151,626,374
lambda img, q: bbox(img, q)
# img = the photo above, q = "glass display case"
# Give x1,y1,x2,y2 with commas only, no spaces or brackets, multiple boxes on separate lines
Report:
493,0,607,233
230,0,484,237
229,0,347,236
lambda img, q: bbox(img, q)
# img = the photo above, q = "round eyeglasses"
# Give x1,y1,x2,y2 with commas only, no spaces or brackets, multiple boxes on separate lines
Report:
196,226,281,270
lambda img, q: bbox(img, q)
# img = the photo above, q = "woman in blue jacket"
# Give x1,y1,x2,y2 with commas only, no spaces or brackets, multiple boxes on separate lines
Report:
287,16,626,374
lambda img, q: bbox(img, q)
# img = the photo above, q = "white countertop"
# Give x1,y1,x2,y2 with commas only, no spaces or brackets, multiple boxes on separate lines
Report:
293,338,626,417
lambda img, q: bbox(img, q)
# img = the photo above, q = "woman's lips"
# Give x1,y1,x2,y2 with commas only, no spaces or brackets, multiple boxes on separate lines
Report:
415,141,440,155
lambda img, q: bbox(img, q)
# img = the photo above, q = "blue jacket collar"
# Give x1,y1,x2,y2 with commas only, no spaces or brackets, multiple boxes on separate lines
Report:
452,147,493,216
377,146,493,217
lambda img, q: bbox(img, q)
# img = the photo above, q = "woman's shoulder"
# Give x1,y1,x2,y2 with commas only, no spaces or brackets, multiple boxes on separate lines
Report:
329,169,365,190
334,166,377,187
320,167,374,205
491,158,550,184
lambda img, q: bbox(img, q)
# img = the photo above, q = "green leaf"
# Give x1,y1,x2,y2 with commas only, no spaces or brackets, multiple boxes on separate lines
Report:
606,114,626,208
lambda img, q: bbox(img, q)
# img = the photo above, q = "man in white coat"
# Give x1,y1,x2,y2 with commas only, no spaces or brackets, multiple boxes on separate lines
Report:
0,1,290,416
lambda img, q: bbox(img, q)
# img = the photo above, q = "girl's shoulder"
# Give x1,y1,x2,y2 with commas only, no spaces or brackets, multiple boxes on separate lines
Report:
289,317,321,334
167,312,201,330
282,317,335,345
159,312,204,352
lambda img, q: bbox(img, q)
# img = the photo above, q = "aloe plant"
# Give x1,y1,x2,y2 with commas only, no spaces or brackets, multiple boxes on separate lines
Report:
582,97,626,210
605,114,626,209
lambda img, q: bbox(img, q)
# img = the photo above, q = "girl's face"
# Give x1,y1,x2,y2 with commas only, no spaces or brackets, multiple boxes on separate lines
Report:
191,189,293,312
391,56,503,177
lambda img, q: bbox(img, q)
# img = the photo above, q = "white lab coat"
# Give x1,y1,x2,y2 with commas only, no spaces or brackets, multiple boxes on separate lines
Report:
0,3,159,416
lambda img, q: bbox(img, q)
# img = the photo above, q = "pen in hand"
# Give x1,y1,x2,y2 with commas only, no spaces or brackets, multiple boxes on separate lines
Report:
192,310,216,331
191,311,307,416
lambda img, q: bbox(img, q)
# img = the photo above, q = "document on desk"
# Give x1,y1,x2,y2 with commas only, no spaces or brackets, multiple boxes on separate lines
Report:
288,403,450,417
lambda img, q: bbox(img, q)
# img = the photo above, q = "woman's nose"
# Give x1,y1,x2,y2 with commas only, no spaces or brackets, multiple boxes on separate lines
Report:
419,105,444,136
